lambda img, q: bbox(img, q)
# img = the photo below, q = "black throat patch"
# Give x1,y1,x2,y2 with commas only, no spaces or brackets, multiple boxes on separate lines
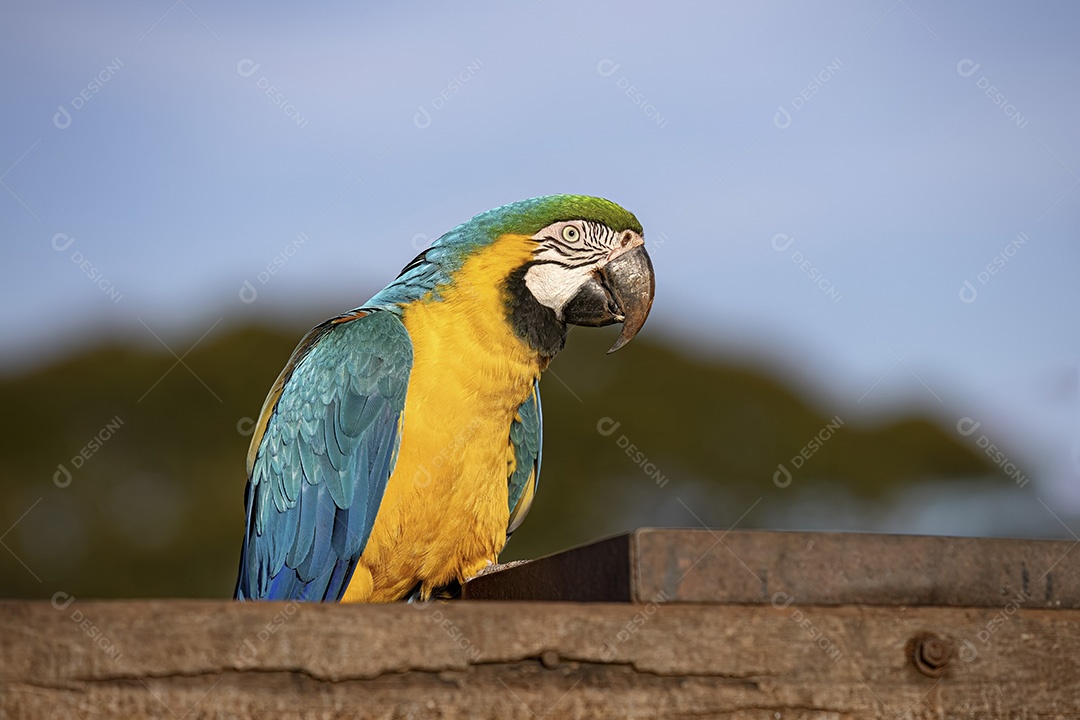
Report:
503,263,567,359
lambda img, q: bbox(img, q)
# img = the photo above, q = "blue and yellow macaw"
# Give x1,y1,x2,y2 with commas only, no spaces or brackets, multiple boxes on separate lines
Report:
234,195,654,602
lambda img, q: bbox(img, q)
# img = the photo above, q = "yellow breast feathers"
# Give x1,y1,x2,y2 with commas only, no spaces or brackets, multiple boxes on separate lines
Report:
342,233,541,602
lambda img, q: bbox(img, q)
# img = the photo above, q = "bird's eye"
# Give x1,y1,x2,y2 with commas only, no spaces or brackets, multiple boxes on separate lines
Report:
561,226,580,243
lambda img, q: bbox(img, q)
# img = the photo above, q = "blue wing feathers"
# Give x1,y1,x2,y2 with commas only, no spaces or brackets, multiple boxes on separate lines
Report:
283,447,301,504
295,484,333,582
506,379,542,535
323,559,352,601
288,477,316,568
337,391,369,436
235,310,413,601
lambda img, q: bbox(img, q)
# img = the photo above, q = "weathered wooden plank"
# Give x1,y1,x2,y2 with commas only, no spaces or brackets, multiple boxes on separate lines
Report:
463,529,1080,607
3,599,1078,719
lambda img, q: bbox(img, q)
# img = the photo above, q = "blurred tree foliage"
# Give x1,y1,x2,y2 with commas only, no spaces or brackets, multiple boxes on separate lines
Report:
0,322,1008,599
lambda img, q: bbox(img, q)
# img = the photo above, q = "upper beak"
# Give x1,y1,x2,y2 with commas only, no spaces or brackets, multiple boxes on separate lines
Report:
561,245,655,353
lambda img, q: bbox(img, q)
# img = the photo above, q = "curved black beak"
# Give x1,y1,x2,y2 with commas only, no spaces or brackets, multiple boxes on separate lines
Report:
562,245,655,353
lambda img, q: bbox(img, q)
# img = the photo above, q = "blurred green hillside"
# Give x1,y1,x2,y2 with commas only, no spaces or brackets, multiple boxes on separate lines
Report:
0,321,1012,599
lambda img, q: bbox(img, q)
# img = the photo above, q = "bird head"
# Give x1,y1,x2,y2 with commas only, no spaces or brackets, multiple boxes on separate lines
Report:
375,195,655,358
482,195,656,357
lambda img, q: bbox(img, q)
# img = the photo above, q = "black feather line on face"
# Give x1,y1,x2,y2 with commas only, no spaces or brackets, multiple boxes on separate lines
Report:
546,241,578,259
540,221,616,264
503,262,567,358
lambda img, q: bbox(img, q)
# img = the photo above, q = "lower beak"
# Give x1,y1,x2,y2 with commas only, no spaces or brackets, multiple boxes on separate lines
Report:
561,245,655,353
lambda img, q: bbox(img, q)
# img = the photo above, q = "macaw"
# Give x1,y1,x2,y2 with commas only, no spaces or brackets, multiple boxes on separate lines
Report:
234,195,654,602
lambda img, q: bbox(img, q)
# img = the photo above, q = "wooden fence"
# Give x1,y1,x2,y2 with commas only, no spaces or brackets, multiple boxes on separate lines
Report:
4,529,1078,718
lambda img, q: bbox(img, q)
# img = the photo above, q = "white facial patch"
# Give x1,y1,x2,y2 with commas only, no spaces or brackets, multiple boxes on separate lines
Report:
524,262,595,318
523,220,645,317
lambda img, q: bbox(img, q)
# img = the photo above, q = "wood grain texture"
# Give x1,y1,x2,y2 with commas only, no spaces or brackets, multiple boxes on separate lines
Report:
4,598,1079,719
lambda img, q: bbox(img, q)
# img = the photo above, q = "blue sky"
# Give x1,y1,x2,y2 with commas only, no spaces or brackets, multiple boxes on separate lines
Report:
4,1,1079,511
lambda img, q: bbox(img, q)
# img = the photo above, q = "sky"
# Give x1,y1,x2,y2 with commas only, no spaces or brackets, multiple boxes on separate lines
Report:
3,1,1078,511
